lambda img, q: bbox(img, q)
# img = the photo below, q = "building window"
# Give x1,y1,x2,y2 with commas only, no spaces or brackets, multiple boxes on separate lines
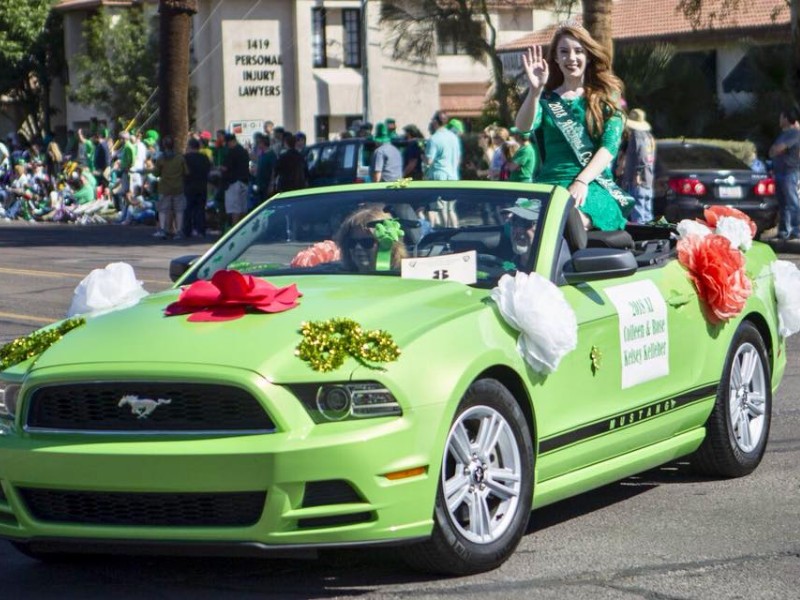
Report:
437,20,482,56
312,8,327,68
343,8,361,68
315,116,330,141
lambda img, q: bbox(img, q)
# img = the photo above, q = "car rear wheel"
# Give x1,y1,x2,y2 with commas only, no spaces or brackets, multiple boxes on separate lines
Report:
403,379,533,575
693,321,771,477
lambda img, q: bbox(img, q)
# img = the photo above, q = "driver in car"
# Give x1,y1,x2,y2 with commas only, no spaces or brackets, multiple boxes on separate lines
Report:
501,198,540,269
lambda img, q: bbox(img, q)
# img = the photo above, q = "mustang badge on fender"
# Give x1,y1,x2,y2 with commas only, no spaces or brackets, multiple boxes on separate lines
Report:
118,395,172,419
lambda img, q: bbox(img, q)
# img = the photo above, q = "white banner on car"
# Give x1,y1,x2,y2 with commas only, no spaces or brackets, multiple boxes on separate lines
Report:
401,251,477,284
605,280,669,389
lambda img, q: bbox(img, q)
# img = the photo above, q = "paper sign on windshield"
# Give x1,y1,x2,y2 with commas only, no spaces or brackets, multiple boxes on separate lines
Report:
401,251,477,284
605,280,669,389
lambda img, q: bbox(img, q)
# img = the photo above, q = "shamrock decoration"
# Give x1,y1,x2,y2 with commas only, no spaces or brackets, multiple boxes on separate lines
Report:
373,219,404,250
295,318,401,372
0,317,86,371
590,345,602,375
387,177,413,189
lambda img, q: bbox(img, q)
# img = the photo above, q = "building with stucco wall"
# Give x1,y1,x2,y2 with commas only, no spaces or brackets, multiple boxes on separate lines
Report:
53,0,566,139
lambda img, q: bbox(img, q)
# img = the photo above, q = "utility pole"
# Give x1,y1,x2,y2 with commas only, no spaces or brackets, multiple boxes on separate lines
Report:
158,0,198,152
361,0,370,124
793,0,800,103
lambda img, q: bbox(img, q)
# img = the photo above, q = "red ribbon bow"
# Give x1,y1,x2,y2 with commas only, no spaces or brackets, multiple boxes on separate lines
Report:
165,270,302,322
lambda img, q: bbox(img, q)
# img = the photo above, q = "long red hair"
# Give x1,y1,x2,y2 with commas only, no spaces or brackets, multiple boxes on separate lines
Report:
545,24,624,140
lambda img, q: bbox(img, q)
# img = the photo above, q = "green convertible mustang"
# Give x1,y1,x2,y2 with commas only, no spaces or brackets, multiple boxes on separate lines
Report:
0,182,786,574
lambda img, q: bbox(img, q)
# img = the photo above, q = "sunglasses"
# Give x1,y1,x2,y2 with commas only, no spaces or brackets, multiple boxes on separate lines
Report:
346,237,377,250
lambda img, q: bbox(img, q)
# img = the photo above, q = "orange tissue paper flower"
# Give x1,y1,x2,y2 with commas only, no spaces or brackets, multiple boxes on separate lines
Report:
290,240,341,268
165,269,301,322
677,234,752,324
702,205,757,238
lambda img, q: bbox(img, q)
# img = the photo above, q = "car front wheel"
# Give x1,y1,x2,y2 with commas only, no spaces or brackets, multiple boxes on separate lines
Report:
693,321,772,477
403,379,533,575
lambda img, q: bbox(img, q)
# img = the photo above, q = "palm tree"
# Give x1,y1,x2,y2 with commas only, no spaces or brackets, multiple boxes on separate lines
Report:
582,0,614,59
158,0,197,152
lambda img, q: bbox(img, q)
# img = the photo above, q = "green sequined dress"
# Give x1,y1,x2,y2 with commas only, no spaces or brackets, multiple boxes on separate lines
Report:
533,93,627,231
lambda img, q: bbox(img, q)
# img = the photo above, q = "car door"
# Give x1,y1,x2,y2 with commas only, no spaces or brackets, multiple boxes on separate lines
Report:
532,249,708,482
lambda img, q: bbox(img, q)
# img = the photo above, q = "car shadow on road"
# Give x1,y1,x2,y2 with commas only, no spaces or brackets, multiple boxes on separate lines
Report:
528,459,710,534
2,460,726,597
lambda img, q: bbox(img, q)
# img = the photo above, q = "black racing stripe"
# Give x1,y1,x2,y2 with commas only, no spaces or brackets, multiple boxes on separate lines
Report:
538,383,719,454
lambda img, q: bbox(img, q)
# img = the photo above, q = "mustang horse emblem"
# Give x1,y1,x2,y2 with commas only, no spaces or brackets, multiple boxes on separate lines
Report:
118,395,172,419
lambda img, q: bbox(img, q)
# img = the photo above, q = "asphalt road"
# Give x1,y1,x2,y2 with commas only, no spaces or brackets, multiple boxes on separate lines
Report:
1,221,799,599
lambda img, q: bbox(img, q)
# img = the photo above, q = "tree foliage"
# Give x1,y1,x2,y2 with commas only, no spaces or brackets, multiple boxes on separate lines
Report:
0,0,65,134
70,6,158,125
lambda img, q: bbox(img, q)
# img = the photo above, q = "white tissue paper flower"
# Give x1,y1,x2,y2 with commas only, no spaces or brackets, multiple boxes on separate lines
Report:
676,219,712,239
771,260,800,337
67,262,149,318
491,272,578,373
715,215,753,251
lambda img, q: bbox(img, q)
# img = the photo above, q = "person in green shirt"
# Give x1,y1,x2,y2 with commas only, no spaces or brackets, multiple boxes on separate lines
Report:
77,128,95,171
69,168,96,206
119,130,137,199
506,127,537,183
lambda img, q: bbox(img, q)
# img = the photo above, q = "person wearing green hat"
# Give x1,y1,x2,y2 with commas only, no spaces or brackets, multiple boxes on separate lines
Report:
501,197,541,267
370,122,403,183
446,118,465,136
385,118,400,140
506,126,537,183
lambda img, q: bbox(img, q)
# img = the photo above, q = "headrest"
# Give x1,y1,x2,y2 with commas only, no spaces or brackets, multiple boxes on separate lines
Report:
564,206,587,252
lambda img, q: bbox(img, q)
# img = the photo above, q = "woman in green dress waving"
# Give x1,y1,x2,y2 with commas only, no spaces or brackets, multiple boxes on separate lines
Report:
515,22,632,231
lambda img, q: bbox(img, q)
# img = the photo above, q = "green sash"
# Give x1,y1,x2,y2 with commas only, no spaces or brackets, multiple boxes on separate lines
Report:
542,93,633,214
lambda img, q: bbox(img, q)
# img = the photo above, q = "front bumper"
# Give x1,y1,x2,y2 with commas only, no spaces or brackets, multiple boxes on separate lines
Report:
0,366,442,550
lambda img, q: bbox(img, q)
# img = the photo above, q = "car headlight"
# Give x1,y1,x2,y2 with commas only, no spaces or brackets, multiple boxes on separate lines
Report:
0,382,20,421
290,382,402,424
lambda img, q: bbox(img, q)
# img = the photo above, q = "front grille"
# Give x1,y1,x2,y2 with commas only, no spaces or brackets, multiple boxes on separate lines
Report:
302,480,362,508
19,488,266,527
25,383,274,432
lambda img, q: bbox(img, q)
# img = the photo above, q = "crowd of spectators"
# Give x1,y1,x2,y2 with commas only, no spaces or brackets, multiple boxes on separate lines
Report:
0,111,557,239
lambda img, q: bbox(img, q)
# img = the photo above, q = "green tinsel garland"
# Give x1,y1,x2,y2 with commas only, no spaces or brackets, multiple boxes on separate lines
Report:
0,317,86,372
295,318,401,372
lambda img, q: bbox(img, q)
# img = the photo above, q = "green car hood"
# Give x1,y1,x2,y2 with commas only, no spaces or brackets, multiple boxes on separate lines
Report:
31,275,489,379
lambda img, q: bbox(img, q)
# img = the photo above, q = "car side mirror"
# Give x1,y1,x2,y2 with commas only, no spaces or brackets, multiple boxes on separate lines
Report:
169,255,200,282
563,248,637,284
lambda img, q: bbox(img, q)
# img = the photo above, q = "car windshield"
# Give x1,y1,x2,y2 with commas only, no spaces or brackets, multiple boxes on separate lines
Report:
187,186,549,287
658,145,749,170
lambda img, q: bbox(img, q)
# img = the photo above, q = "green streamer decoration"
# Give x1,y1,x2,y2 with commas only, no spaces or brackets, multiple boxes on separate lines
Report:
295,318,401,372
0,317,86,372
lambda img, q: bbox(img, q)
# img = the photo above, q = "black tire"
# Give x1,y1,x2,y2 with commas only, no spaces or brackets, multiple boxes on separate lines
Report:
693,321,772,477
402,379,534,575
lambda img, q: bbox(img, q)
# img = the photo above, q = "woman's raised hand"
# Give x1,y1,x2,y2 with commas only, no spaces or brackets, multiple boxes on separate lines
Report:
522,46,549,94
